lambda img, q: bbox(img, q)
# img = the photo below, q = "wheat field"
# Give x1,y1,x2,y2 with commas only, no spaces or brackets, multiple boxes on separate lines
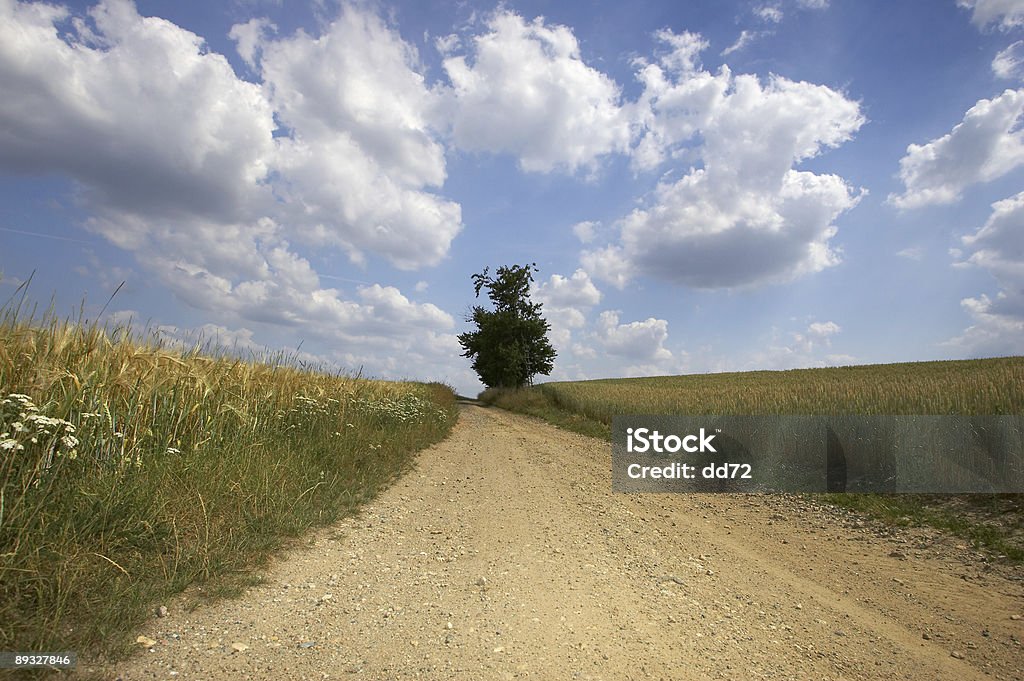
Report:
532,358,1024,422
0,296,457,657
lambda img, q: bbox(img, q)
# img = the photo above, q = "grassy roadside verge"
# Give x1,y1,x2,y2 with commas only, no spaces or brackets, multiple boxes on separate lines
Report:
0,306,458,665
479,380,1024,563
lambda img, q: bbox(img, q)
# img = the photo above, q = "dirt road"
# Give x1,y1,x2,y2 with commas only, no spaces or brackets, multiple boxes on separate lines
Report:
106,405,1023,680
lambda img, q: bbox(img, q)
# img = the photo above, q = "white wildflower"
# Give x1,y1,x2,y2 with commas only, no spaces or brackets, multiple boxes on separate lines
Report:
27,414,60,429
1,439,24,452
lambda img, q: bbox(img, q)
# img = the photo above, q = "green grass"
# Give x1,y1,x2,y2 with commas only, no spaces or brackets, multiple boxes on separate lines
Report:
481,358,1024,563
0,293,458,665
479,385,610,439
818,492,1024,561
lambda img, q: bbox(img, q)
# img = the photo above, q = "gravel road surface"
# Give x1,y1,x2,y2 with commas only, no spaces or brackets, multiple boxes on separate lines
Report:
104,405,1024,680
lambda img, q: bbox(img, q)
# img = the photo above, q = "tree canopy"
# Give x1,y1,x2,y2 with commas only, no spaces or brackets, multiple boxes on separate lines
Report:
457,264,557,389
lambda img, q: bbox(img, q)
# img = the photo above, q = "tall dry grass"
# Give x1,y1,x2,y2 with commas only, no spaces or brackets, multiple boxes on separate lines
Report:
533,359,1024,422
0,288,457,660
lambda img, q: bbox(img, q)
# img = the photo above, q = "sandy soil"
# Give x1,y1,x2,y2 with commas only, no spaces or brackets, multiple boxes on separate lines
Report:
100,405,1024,680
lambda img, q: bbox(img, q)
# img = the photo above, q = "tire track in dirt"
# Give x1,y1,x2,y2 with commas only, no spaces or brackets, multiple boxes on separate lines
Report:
102,405,1024,680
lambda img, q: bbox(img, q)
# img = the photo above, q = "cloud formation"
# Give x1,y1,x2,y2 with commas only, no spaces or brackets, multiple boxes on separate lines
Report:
0,0,274,223
889,89,1024,209
721,30,762,57
8,0,993,389
250,5,462,269
534,269,602,308
741,320,851,371
958,0,1024,31
571,221,598,244
442,10,632,173
585,31,864,289
993,41,1024,79
146,317,469,388
0,0,464,370
754,5,783,23
533,269,602,350
596,311,673,362
948,191,1024,354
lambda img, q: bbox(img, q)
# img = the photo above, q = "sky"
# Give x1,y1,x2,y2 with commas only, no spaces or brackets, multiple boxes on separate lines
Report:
1,0,1023,397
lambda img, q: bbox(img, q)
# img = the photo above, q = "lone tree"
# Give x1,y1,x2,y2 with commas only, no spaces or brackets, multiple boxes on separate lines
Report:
458,264,557,389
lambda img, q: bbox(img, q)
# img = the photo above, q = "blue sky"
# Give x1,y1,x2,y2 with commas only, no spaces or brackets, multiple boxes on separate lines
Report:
1,0,1023,396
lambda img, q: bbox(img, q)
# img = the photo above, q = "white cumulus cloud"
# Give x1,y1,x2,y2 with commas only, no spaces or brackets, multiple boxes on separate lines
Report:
596,311,673,362
442,10,632,173
580,245,633,290
589,33,864,290
535,269,602,308
534,269,602,351
652,28,710,75
572,220,598,244
888,89,1024,209
806,320,841,338
251,5,462,269
947,191,1024,354
0,0,275,224
227,17,275,70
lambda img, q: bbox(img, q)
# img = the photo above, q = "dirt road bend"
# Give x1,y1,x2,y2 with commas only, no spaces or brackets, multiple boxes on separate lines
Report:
107,405,1024,681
